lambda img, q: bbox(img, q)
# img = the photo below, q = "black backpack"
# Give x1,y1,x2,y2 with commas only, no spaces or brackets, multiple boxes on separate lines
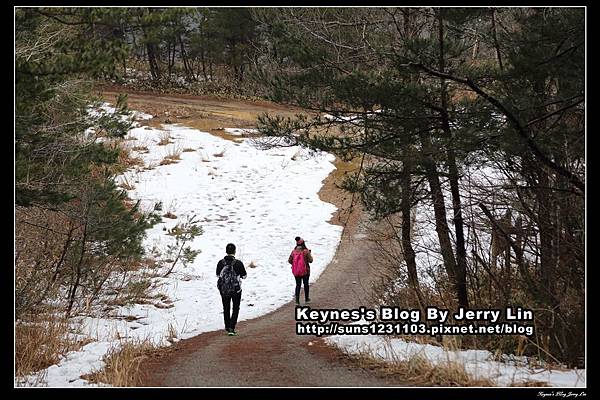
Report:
217,258,241,296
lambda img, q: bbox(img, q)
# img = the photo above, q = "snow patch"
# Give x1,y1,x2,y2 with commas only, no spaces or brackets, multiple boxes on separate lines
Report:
20,112,343,387
223,128,259,136
325,334,585,387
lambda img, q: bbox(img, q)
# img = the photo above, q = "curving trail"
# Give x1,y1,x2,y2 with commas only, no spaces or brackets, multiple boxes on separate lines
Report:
100,87,401,387
138,211,400,387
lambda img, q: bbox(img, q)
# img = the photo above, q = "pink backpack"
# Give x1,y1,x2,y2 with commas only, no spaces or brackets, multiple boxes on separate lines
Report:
291,250,308,277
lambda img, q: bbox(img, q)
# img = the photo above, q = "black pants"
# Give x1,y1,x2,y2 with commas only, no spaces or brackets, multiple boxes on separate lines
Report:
295,274,310,302
221,291,242,332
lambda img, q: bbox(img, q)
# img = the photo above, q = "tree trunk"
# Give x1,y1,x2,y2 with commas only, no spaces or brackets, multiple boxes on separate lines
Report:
66,220,88,317
239,48,245,82
142,9,161,81
421,133,464,307
537,168,557,305
200,49,208,81
443,142,470,308
437,8,469,308
167,41,175,78
146,42,161,81
178,33,192,80
490,9,504,71
400,162,425,309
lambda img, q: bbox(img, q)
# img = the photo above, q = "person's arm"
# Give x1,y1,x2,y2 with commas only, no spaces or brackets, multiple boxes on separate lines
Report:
236,261,247,279
305,249,313,264
288,252,294,265
216,260,222,277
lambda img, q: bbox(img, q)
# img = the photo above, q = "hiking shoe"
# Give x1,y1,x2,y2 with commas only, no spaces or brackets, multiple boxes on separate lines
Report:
305,298,311,304
228,331,238,336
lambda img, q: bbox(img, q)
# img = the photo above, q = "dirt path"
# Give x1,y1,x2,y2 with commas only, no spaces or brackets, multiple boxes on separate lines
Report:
100,85,304,141
101,87,400,387
139,210,398,387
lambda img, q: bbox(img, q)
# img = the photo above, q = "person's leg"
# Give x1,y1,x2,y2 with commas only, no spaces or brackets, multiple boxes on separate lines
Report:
221,295,231,332
230,291,242,332
294,276,302,304
303,274,310,301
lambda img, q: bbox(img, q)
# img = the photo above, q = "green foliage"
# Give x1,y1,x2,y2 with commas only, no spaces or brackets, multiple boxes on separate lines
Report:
15,8,161,316
254,7,584,365
181,247,202,267
496,8,584,160
163,215,203,276
85,176,160,260
15,8,130,207
15,9,127,80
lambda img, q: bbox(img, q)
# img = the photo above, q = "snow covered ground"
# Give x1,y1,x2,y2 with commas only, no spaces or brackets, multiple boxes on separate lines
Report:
325,333,586,387
223,127,259,136
326,157,584,388
17,106,343,387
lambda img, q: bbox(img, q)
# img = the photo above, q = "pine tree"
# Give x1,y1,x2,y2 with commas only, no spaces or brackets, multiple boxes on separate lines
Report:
255,7,584,365
15,8,160,316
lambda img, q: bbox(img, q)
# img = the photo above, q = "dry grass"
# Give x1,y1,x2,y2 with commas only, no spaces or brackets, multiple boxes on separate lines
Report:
104,272,174,309
213,148,226,157
157,132,172,146
119,175,136,191
291,149,302,161
82,339,159,387
199,151,211,162
97,138,146,176
159,153,180,166
509,380,549,387
16,207,73,317
344,349,494,387
182,148,196,153
15,315,92,379
105,278,154,307
150,292,172,304
159,157,177,166
110,146,145,174
144,162,158,171
159,146,182,166
162,212,177,219
131,145,149,153
166,323,178,344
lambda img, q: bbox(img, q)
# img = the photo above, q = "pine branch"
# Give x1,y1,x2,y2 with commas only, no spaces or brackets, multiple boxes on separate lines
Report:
409,62,585,193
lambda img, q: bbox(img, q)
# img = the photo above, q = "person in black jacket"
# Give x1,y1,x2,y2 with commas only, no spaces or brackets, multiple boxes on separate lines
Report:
216,243,247,336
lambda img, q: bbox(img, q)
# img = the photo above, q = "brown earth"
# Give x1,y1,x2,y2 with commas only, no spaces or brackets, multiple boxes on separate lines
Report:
100,86,402,387
100,85,305,142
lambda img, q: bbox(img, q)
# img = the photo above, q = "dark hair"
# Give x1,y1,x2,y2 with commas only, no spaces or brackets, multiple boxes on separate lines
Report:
295,236,306,249
226,243,236,255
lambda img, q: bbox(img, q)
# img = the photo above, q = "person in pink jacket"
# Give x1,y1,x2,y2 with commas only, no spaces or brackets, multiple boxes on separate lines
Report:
288,236,313,305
